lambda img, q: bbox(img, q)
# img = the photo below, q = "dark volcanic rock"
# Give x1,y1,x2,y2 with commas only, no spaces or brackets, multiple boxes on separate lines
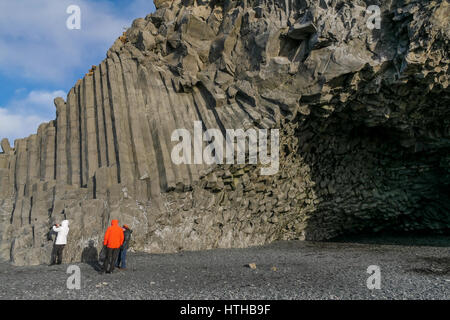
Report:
0,0,449,265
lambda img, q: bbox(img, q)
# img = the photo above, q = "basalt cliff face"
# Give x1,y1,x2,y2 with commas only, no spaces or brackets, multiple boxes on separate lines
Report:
0,0,449,265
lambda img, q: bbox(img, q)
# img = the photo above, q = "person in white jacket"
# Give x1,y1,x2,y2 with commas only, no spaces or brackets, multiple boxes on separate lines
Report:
50,220,69,265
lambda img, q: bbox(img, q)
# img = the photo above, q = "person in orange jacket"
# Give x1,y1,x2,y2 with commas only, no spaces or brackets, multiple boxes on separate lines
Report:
103,219,124,273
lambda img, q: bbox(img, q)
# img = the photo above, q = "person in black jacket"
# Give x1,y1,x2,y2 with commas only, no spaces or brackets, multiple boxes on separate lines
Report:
116,224,132,270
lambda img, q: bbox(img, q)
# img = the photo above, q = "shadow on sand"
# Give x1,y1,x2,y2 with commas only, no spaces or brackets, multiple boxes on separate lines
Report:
81,240,103,272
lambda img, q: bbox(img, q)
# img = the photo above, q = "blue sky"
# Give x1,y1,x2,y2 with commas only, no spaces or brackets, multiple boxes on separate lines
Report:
0,0,155,144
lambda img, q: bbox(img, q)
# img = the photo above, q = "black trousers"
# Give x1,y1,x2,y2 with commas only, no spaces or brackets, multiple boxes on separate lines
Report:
104,247,120,273
51,244,65,265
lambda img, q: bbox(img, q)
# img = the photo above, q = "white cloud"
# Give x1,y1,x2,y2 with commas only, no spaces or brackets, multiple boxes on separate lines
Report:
22,90,66,111
0,90,66,143
0,108,47,145
0,0,155,85
0,0,155,143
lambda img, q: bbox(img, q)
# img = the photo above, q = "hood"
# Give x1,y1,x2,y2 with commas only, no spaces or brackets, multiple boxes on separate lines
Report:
111,219,119,226
61,220,69,228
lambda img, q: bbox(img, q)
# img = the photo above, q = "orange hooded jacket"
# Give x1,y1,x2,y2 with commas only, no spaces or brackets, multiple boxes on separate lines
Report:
103,220,124,249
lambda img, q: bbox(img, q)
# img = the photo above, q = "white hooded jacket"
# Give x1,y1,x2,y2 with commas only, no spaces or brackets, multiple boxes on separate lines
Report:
53,220,69,245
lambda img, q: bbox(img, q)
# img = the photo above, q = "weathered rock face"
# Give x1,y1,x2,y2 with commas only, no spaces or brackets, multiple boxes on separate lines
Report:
0,0,449,265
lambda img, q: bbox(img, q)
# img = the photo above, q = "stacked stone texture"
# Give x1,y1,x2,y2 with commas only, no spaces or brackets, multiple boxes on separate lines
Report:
0,0,448,265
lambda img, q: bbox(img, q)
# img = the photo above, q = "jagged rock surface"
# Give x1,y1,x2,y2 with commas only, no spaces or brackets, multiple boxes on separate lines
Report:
0,0,449,265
